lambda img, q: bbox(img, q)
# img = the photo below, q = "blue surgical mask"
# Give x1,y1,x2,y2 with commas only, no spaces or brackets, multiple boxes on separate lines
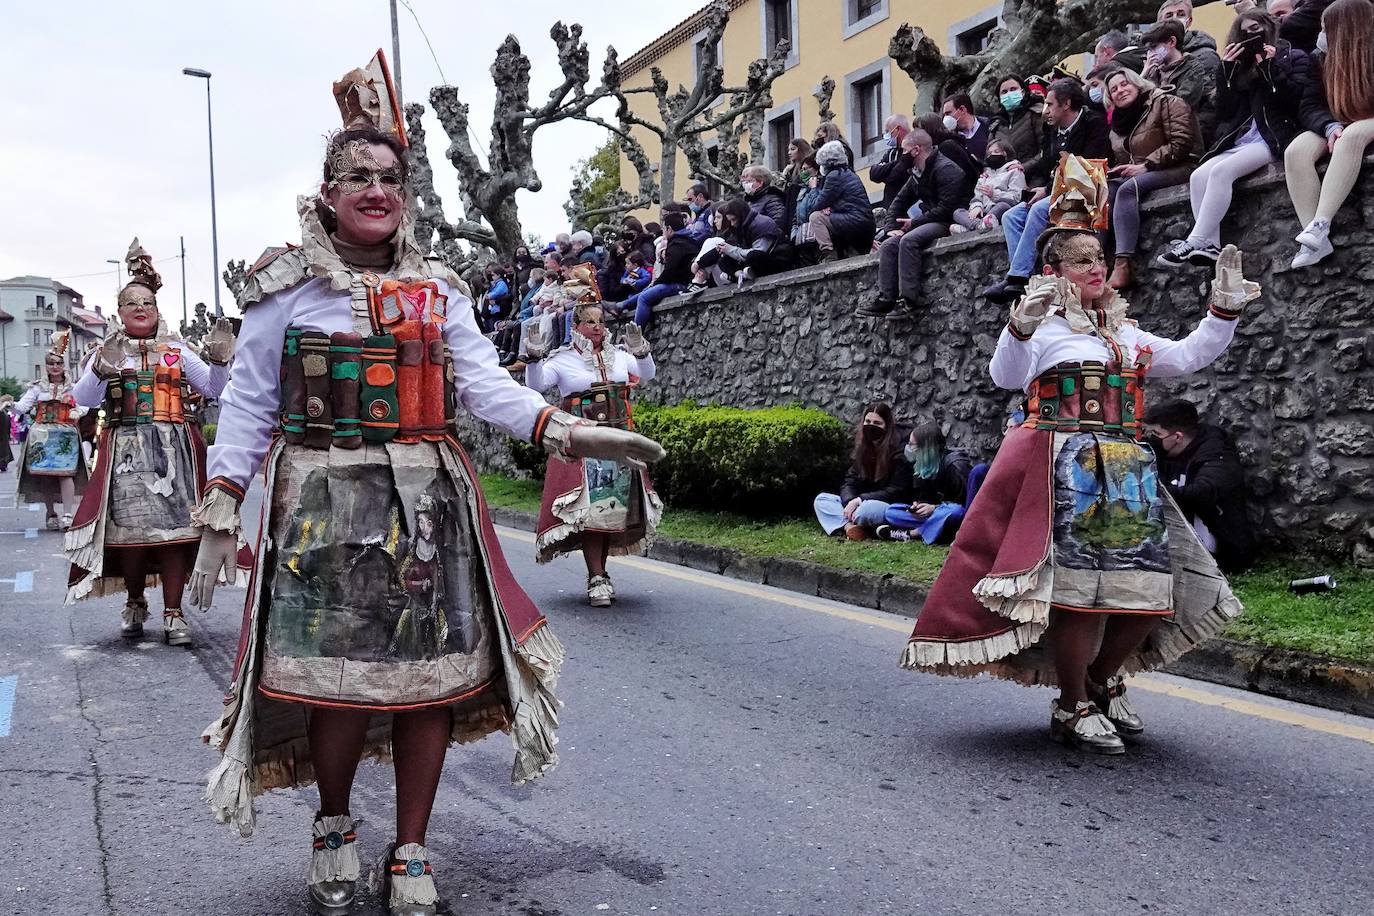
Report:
1316,30,1328,53
1089,85,1106,105
884,131,898,148
688,202,702,215
1000,90,1024,111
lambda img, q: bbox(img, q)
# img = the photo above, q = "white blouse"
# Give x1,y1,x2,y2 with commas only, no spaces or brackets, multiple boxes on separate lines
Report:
989,312,1237,392
72,340,228,409
18,382,86,418
208,277,552,491
524,344,656,398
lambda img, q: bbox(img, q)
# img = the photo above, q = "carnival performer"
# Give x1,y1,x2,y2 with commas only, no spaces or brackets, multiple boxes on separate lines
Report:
64,239,236,648
16,332,88,529
185,52,663,916
0,395,16,473
523,265,662,607
900,155,1258,756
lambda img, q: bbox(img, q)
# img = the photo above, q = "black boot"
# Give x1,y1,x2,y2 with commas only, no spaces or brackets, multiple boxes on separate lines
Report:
855,296,896,318
886,298,919,320
980,277,1028,305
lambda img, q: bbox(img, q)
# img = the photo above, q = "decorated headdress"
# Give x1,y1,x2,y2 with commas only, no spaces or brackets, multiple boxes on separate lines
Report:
332,49,408,148
47,329,71,361
563,263,603,315
123,237,163,294
1046,154,1109,231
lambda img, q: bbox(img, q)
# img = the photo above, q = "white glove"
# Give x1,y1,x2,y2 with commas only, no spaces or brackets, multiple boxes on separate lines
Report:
93,333,127,379
188,528,238,611
525,322,550,361
1211,244,1260,314
203,317,237,365
1008,277,1060,338
568,425,666,473
620,322,651,358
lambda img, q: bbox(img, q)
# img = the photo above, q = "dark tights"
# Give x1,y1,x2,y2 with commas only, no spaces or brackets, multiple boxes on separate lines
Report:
582,532,611,578
1050,610,1160,705
309,705,453,846
122,542,197,609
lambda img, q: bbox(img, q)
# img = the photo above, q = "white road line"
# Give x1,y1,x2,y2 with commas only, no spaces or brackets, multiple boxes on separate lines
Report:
13,571,33,593
0,675,15,737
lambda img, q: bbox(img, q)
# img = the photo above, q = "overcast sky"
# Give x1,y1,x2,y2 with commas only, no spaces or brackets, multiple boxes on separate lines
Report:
5,1,703,318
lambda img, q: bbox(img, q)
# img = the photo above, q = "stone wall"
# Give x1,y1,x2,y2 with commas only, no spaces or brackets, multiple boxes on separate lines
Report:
462,161,1374,560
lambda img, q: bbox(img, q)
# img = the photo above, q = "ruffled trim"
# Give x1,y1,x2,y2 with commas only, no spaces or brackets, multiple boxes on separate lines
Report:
508,624,566,785
191,486,242,535
535,478,663,565
307,814,360,884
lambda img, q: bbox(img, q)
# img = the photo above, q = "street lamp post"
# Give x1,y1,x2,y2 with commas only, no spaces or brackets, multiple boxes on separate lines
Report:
105,258,121,304
182,67,222,317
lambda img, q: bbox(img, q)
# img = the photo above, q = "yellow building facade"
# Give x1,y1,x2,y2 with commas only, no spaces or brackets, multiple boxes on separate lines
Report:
616,0,1235,212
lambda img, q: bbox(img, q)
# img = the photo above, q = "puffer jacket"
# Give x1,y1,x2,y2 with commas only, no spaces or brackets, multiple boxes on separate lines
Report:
969,164,1026,211
1109,89,1202,170
813,165,877,238
745,184,788,227
1145,52,1215,112
990,101,1046,177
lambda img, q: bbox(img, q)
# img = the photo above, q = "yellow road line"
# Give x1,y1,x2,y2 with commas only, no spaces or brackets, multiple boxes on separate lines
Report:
497,527,1374,746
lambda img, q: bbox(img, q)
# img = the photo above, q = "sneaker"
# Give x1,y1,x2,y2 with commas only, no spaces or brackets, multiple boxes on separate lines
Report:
855,297,896,318
736,267,755,289
980,278,1028,305
982,215,999,230
1186,244,1222,266
1295,217,1331,250
875,524,894,540
1050,699,1125,755
683,282,710,299
1291,236,1334,268
949,224,969,235
885,299,919,320
1093,675,1144,736
889,529,912,542
1153,239,1195,269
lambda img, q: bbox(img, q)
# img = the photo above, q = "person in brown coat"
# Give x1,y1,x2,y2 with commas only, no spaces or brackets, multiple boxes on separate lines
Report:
1104,67,1203,288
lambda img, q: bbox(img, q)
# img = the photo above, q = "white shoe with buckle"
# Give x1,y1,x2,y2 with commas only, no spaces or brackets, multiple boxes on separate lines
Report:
1050,699,1125,755
383,843,438,916
308,813,360,911
587,574,613,607
121,598,149,638
163,610,192,647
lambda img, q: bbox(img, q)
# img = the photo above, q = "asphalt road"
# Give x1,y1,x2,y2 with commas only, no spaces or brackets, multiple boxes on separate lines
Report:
1,477,1372,916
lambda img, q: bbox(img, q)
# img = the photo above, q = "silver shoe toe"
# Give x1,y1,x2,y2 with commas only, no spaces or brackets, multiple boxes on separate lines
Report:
308,879,358,910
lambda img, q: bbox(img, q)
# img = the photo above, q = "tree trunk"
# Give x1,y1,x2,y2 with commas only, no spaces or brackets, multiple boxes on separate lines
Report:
658,138,679,206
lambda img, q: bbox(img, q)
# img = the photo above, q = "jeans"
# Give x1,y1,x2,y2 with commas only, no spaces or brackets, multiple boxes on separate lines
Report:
1184,142,1275,247
1001,197,1052,279
620,283,685,326
876,223,949,301
1108,166,1190,255
814,493,891,535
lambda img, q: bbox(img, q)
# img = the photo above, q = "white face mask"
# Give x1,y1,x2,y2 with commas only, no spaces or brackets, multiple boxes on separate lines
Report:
1316,30,1328,53
1089,85,1106,104
741,180,760,194
942,114,959,132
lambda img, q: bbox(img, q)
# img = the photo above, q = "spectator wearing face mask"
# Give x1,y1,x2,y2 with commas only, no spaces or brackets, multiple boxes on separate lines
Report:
611,206,697,327
1141,18,1217,114
1104,66,1203,289
693,196,792,287
813,402,912,541
869,115,914,208
1094,29,1147,74
1279,0,1331,50
788,155,825,260
1085,66,1115,121
1143,399,1255,573
952,139,1026,232
876,423,983,545
941,92,994,160
1156,0,1224,75
740,165,788,226
990,75,1046,181
813,120,856,168
680,183,715,242
1284,0,1374,268
807,140,878,262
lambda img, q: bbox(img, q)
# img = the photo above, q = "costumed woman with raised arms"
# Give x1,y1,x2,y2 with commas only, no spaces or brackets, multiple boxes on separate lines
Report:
523,265,662,607
186,53,662,916
65,239,236,647
16,332,88,529
900,155,1258,755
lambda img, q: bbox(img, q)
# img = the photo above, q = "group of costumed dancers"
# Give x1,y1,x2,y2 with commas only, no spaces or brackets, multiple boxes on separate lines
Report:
21,47,1260,915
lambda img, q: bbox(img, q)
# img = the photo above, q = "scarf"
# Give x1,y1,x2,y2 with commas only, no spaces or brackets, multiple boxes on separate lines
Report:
1111,94,1149,137
329,233,395,269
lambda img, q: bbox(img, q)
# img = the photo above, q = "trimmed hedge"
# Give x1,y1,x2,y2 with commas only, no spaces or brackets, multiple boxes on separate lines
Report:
507,402,849,515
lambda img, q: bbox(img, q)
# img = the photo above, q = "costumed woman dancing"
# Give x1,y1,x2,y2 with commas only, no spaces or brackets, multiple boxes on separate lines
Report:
16,332,88,529
523,265,662,607
900,155,1258,755
65,239,236,647
186,53,663,916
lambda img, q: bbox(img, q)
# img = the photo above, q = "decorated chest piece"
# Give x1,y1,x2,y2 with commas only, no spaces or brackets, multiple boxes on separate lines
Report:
354,276,455,444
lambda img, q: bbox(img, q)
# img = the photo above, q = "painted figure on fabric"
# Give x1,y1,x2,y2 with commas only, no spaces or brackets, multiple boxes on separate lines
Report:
900,154,1260,757
64,238,237,648
185,50,663,916
15,335,89,529
524,274,662,607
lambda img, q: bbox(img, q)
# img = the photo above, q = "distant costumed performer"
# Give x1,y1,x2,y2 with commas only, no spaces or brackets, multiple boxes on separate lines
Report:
64,238,240,647
523,267,662,607
15,330,89,529
900,155,1258,755
187,51,663,916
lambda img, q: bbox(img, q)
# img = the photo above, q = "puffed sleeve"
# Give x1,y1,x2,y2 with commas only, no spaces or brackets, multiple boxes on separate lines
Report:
624,350,656,384
1129,314,1238,379
989,325,1040,391
205,292,292,492
175,344,231,398
72,362,107,408
16,385,40,414
443,285,557,441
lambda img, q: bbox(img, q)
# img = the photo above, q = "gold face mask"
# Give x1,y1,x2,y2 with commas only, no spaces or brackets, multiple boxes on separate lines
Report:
1054,234,1107,273
326,139,404,199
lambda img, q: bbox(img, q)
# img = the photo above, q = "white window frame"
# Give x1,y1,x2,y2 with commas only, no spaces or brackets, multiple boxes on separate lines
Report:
947,4,1003,57
842,0,889,40
843,58,891,170
764,99,802,174
760,0,800,70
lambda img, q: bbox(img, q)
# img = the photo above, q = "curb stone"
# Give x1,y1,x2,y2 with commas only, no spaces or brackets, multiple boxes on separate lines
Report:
487,506,1374,720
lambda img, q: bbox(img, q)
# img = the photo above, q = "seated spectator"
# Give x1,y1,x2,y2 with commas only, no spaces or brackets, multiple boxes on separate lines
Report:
982,79,1111,304
1104,67,1203,289
694,196,791,286
512,245,536,291
621,250,652,294
620,215,658,262
1141,18,1217,114
813,120,856,168
814,402,911,540
598,237,631,301
941,91,994,160
685,206,732,294
1085,65,1114,119
788,154,824,260
1095,29,1147,74
807,140,877,262
568,229,603,269
990,75,1046,179
862,129,975,319
1143,399,1255,572
877,423,983,545
681,182,715,242
915,112,983,185
613,206,697,327
479,264,513,333
741,165,788,225
869,115,913,208
952,138,1026,232
1278,0,1327,49
1156,10,1309,269
1283,0,1374,268
1157,0,1224,75
781,137,814,227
